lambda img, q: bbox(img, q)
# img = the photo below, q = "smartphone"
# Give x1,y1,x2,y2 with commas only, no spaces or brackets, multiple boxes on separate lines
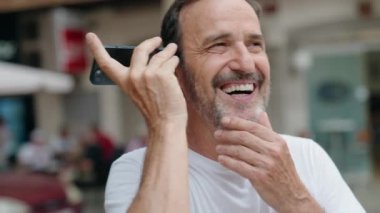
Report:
89,45,133,85
89,45,163,85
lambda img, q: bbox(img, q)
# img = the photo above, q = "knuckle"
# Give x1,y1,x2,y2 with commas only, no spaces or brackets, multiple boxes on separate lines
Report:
275,135,284,143
143,71,154,80
233,146,244,159
266,159,275,171
151,53,165,61
228,146,238,157
133,46,143,54
253,170,267,183
146,71,164,81
237,131,249,142
269,146,282,159
172,55,180,63
229,117,238,125
248,123,258,132
277,139,288,151
129,72,140,82
98,61,111,72
248,167,258,179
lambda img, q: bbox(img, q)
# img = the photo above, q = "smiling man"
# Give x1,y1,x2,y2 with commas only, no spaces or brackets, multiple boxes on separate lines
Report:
86,0,365,212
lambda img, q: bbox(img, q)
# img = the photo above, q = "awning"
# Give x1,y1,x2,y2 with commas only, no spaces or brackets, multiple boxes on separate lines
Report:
0,61,74,95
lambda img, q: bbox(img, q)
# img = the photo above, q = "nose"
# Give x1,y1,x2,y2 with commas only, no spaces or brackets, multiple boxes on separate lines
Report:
228,44,255,72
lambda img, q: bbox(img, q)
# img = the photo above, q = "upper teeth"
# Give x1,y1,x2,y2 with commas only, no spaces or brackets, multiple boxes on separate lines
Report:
223,84,254,94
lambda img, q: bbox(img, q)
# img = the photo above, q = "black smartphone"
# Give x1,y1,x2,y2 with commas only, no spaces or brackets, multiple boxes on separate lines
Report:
89,45,164,85
90,45,134,85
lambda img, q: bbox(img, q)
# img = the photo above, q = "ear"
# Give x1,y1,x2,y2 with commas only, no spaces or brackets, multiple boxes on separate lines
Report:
174,65,182,78
175,65,185,88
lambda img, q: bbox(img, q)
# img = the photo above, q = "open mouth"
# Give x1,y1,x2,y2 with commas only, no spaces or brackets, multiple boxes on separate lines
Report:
220,83,256,95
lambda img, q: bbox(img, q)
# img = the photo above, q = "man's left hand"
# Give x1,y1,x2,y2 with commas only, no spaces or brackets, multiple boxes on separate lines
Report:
214,112,324,213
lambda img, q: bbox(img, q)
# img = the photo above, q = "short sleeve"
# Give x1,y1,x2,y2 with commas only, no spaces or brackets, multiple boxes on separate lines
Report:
105,150,145,213
310,142,365,213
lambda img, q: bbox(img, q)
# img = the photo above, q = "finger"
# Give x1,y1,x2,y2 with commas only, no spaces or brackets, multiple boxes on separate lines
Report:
216,144,270,168
220,116,276,142
217,155,261,181
257,111,273,130
130,37,162,72
159,55,180,74
214,129,267,153
86,32,127,83
147,43,178,72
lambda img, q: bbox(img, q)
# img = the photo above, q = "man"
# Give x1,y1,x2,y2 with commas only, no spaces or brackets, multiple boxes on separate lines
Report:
86,0,365,212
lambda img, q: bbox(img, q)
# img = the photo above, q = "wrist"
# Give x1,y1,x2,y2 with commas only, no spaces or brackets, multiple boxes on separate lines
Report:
282,195,324,213
148,118,187,143
148,113,187,129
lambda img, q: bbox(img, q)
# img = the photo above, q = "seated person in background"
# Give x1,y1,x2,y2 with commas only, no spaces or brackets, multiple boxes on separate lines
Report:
18,129,55,173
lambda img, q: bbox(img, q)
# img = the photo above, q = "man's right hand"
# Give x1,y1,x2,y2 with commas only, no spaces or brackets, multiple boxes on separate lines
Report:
86,33,188,128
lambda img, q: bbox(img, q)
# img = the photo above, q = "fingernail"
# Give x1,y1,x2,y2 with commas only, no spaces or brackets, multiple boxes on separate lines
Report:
155,36,162,42
214,130,222,138
217,155,226,163
85,32,94,43
221,117,230,125
169,43,177,48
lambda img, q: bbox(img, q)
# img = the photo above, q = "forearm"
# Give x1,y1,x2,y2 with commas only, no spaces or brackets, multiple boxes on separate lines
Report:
279,189,324,213
128,121,189,213
271,173,324,213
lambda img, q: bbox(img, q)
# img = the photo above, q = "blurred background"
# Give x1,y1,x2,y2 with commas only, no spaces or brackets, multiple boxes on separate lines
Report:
0,0,379,212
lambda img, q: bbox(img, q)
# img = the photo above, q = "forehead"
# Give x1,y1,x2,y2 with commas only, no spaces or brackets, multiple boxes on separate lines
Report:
180,0,261,39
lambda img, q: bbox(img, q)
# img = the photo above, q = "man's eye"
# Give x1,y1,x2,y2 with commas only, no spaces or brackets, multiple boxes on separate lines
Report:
214,42,226,47
208,43,227,53
248,42,264,52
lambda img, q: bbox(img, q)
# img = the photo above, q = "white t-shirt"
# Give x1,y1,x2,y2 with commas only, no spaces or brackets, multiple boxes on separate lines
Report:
105,135,365,213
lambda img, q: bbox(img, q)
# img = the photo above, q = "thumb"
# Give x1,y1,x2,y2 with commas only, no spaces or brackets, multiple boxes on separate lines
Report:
257,111,273,130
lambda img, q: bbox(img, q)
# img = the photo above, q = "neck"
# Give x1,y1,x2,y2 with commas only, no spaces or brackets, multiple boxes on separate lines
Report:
186,107,219,161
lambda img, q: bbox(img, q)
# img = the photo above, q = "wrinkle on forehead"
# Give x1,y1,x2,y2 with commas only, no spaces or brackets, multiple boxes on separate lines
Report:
179,0,262,50
180,0,260,30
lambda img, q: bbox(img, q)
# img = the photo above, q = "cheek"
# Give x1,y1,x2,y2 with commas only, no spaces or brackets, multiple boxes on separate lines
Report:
256,55,270,81
193,70,213,97
192,57,223,92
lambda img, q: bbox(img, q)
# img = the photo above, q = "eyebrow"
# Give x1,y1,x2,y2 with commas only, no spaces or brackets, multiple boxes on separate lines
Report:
202,33,265,46
248,34,265,41
202,33,231,46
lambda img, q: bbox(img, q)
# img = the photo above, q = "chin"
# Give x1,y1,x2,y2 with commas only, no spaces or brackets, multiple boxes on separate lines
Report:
211,106,263,128
222,101,264,117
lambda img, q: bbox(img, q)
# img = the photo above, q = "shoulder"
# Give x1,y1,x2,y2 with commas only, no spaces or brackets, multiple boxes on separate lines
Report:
280,134,331,163
107,148,147,182
280,134,325,157
105,149,146,213
280,135,365,212
112,147,146,169
280,134,330,177
107,147,147,181
280,134,315,145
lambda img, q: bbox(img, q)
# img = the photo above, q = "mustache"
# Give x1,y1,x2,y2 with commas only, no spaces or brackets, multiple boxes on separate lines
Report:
212,72,264,88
